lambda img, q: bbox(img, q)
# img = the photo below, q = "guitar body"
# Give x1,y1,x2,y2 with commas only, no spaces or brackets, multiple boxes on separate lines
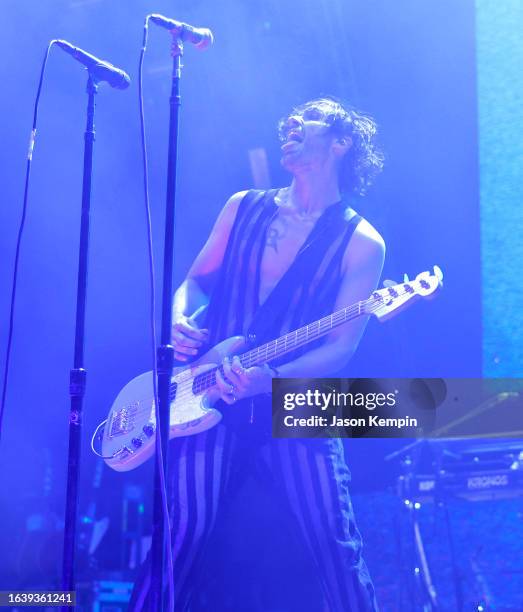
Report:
101,336,246,472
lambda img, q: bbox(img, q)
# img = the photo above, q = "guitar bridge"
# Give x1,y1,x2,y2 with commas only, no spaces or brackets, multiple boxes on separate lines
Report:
109,402,138,437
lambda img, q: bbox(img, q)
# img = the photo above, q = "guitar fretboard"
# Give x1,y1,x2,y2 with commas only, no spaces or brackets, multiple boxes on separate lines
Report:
186,296,380,396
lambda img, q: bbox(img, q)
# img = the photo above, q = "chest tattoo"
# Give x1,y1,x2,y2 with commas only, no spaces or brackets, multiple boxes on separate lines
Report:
265,216,289,252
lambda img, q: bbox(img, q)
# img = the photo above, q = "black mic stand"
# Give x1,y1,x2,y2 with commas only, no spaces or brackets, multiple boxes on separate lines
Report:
61,73,98,605
150,35,184,611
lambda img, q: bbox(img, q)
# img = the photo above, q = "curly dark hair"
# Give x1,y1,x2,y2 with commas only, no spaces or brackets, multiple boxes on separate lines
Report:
278,97,384,196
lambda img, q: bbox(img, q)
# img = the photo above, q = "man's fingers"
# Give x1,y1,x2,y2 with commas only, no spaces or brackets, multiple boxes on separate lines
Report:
216,368,236,403
171,316,209,355
228,356,251,390
231,355,245,376
173,321,208,341
172,331,201,349
172,335,199,356
222,357,244,388
174,347,198,358
215,368,232,391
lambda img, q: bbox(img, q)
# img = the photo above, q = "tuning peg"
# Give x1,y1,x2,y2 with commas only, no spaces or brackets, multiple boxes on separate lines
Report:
403,273,410,283
383,279,398,288
433,265,443,281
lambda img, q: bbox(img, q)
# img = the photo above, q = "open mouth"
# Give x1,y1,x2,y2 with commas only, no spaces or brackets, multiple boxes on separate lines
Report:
281,129,304,152
285,129,304,144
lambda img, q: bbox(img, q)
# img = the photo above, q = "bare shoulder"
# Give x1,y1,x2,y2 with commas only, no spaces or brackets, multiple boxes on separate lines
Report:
226,189,249,207
186,190,249,280
343,213,386,272
206,189,249,236
352,217,386,253
221,189,249,219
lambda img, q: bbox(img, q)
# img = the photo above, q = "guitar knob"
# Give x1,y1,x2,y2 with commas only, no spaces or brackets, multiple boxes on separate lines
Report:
132,438,143,448
143,425,154,437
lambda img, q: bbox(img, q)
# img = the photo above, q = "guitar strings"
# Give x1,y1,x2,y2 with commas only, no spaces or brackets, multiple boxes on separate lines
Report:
122,296,372,421
114,285,418,426
119,287,412,423
187,287,413,395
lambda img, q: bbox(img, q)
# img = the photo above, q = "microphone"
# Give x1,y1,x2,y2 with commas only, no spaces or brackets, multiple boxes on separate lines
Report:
149,14,214,50
55,40,131,90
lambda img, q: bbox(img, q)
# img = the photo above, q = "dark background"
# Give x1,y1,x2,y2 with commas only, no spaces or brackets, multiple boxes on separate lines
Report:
0,0,483,606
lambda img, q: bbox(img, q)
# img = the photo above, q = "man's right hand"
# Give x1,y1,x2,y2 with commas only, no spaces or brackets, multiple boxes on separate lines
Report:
171,315,209,362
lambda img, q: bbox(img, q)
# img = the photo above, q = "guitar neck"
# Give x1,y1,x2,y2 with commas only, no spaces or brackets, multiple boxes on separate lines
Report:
191,300,368,395
239,301,366,368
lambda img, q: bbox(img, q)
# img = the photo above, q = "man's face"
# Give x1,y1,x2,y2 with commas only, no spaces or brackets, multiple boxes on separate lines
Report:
279,107,338,173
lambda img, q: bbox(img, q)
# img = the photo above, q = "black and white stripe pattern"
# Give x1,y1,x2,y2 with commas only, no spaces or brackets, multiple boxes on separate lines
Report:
129,431,377,611
270,439,377,611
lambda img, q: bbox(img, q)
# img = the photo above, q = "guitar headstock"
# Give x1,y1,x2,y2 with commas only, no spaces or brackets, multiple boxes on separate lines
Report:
363,265,443,321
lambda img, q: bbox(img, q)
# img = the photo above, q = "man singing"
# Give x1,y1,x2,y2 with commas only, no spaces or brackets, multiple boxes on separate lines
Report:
131,97,385,611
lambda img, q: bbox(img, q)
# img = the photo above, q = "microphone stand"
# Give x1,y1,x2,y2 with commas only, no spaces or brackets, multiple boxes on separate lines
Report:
61,73,98,605
150,35,183,611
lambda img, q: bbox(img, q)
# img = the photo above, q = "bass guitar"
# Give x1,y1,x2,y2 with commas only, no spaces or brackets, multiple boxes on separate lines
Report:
93,267,442,471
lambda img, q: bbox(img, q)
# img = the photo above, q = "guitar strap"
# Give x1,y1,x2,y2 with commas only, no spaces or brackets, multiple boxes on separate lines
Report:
246,206,362,346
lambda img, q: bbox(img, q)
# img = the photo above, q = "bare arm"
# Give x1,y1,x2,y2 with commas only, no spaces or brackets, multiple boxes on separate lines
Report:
185,190,246,293
171,190,246,360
